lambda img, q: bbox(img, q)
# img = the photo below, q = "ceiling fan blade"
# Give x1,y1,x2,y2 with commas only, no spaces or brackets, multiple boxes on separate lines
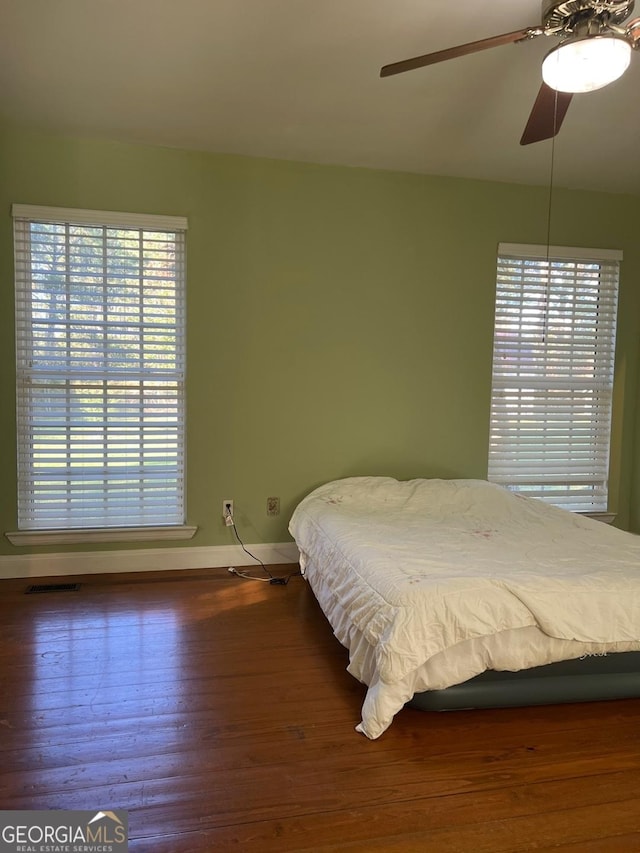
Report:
380,28,536,78
520,83,573,145
626,16,640,42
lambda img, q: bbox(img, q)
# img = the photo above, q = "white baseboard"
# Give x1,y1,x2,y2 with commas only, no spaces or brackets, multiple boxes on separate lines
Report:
0,541,300,580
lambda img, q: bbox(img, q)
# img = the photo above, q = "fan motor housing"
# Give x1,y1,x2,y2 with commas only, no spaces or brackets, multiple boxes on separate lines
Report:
542,0,635,32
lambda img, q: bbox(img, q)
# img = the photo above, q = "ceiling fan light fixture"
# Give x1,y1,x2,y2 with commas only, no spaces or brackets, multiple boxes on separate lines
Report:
542,35,632,93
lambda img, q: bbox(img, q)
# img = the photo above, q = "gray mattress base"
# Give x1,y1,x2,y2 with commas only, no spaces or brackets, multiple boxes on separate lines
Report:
407,651,640,712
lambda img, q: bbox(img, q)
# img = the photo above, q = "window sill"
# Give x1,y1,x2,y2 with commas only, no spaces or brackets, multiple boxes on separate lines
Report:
581,512,617,525
5,525,198,546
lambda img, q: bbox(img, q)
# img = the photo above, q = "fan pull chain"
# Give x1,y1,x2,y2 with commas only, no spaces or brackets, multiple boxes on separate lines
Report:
545,87,558,264
543,88,559,346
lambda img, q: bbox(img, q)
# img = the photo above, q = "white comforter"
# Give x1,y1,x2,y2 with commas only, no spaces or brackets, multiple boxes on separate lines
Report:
288,477,640,738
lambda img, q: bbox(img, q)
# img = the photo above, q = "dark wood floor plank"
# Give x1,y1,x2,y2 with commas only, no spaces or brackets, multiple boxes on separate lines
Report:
125,770,640,851
308,797,640,851
3,722,640,804
121,790,640,852
537,835,640,851
1,566,639,852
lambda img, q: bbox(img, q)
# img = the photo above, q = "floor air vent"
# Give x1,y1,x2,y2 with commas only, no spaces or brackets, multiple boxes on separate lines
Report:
25,583,82,594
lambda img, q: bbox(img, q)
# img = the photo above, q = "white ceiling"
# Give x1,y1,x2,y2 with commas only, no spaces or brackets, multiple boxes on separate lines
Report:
2,0,640,195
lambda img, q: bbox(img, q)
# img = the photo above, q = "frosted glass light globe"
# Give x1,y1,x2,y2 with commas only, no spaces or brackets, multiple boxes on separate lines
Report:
542,36,631,93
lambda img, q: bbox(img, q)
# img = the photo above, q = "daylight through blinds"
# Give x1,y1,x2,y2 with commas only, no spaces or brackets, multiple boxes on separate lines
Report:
13,205,187,530
488,243,620,512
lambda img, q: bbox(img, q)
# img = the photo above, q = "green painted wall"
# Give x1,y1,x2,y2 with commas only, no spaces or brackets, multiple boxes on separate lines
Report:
1,125,638,555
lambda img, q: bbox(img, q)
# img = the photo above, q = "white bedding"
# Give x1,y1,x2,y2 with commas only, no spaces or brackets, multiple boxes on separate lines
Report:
288,477,640,738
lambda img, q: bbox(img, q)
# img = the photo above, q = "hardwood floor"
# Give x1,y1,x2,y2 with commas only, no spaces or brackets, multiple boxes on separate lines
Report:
1,566,639,852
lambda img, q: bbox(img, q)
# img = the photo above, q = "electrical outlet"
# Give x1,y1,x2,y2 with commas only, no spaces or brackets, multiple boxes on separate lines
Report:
222,499,234,524
266,496,280,516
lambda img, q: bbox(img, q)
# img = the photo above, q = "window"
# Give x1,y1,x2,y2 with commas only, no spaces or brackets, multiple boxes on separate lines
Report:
12,205,187,532
488,242,621,512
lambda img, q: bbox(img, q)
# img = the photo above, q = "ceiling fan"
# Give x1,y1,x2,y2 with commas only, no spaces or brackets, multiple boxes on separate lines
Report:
380,0,640,144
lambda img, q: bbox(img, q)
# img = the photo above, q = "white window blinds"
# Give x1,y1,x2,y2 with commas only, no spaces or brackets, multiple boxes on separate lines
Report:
13,204,187,530
488,243,621,512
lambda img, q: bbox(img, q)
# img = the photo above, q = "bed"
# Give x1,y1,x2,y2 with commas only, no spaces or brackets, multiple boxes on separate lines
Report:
288,477,640,739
